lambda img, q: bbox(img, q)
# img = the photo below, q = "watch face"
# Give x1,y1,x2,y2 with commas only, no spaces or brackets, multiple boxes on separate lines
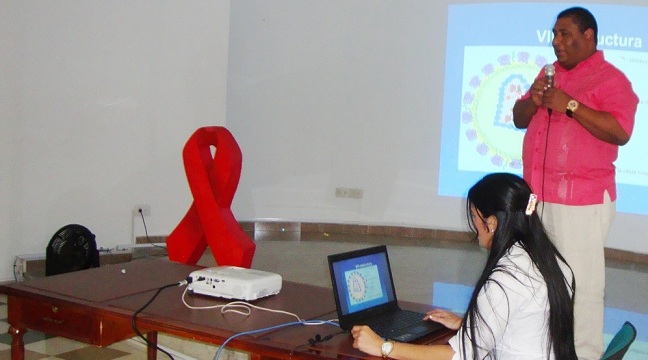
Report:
567,100,578,111
382,341,393,356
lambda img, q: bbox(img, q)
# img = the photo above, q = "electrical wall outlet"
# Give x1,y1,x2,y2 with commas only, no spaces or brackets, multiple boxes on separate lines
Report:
335,187,364,199
347,188,363,199
133,205,151,217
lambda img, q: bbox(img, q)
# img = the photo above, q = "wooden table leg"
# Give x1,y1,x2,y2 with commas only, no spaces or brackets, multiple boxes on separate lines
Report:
8,325,26,360
147,331,158,360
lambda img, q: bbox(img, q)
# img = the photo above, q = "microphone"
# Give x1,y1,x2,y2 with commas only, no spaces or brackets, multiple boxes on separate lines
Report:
545,64,555,87
545,64,555,116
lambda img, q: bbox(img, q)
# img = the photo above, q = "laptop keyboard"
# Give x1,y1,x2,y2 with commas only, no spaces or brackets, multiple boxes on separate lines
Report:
368,310,425,336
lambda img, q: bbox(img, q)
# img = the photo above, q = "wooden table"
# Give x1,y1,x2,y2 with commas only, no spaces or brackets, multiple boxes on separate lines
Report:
1,258,453,359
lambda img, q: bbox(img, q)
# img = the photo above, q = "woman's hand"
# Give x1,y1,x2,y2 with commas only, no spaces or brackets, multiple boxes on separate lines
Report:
351,325,384,357
425,309,462,330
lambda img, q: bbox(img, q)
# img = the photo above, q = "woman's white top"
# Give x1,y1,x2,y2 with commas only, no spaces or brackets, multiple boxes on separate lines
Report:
448,243,573,360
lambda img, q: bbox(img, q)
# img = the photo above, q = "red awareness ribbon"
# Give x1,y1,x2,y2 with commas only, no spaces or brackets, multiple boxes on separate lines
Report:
166,126,255,267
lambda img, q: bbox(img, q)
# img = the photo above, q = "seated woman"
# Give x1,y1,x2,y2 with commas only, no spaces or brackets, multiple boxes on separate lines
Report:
351,173,576,360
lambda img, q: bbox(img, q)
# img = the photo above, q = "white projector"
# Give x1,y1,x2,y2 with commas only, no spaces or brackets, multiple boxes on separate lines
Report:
187,266,282,301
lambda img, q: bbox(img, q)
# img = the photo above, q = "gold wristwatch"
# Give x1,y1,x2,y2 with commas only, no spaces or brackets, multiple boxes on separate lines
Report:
381,341,394,358
566,99,579,118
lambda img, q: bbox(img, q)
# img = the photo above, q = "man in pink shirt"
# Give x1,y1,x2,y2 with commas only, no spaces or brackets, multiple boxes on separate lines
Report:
513,7,638,360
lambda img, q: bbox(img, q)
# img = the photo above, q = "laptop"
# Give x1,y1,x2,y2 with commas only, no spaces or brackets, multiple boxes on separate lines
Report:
327,245,445,342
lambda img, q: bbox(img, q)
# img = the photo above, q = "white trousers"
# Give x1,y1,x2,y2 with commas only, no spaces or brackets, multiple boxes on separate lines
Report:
539,192,614,360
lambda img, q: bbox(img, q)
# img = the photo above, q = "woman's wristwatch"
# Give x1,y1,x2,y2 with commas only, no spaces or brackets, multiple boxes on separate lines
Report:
381,341,394,358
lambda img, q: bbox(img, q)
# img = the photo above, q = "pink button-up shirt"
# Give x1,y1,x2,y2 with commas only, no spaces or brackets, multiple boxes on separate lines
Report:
519,51,638,205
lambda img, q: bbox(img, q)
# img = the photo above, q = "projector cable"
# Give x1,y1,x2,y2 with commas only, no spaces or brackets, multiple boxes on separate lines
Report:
131,279,191,360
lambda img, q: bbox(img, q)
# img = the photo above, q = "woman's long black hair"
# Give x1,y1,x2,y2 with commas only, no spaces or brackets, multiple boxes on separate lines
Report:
460,173,576,360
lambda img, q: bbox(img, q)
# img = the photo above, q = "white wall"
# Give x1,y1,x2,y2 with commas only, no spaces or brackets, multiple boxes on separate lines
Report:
226,0,648,253
0,1,231,281
227,0,454,227
2,0,646,282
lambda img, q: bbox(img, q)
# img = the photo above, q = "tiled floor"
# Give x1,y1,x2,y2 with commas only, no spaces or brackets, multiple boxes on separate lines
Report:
1,233,647,359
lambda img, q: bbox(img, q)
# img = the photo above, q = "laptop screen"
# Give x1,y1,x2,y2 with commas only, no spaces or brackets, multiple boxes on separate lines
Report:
329,245,397,317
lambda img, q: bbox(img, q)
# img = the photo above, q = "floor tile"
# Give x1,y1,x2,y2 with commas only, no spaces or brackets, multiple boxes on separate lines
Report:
54,346,130,360
25,337,88,356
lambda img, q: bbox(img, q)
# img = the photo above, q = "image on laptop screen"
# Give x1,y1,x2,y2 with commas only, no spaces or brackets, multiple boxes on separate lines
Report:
330,250,396,316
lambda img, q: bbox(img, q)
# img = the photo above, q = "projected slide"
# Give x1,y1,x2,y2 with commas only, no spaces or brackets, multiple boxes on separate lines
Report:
439,3,648,214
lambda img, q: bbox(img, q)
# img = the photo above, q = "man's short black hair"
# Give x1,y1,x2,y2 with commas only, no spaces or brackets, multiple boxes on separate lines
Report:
558,7,598,39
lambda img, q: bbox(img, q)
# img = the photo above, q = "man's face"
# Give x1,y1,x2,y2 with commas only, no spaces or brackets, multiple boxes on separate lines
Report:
552,16,594,70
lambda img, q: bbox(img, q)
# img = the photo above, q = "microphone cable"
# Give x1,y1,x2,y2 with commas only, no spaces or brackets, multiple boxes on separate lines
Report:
539,63,555,220
539,104,552,220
